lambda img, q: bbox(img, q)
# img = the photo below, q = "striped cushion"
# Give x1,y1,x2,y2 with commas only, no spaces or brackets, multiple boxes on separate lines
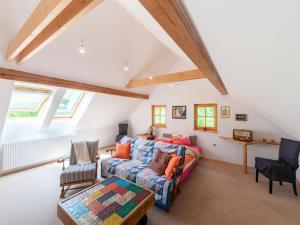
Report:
60,163,96,185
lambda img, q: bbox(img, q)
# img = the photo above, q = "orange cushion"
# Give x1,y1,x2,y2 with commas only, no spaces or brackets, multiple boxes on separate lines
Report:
112,143,131,159
165,154,181,180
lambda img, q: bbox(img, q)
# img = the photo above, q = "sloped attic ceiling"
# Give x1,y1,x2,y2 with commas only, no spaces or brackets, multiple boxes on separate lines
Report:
0,0,192,135
180,0,300,139
0,0,187,91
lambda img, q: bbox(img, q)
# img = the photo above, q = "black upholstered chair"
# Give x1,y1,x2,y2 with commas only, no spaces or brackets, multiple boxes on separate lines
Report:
255,138,300,195
115,122,128,143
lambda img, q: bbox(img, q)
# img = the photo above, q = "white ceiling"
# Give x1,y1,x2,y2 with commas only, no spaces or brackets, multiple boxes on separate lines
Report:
0,0,193,139
0,0,190,92
1,0,299,140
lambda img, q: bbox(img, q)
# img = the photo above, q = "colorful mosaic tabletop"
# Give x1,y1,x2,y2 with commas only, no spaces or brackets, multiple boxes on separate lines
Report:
59,176,153,225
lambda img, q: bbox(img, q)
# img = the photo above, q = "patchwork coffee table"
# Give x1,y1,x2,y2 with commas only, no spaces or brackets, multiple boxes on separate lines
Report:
57,176,155,225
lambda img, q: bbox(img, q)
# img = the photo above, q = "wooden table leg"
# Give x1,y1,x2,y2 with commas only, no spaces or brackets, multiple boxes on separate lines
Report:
243,144,248,174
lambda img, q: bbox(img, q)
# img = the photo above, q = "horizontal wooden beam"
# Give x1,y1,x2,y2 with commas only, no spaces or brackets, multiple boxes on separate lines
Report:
0,67,148,100
6,0,72,62
139,0,228,95
17,0,102,64
126,69,204,88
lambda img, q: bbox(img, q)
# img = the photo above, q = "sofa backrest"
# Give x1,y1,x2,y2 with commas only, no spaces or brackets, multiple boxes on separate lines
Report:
132,139,155,164
120,136,185,165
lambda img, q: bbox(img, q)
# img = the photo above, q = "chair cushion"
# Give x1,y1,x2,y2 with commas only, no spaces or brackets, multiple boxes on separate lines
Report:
101,158,128,178
136,168,174,208
60,163,96,185
115,160,148,182
255,157,295,182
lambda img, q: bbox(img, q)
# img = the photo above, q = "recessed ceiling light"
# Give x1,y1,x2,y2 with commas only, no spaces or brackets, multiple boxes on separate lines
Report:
149,76,153,80
124,61,130,72
78,39,86,54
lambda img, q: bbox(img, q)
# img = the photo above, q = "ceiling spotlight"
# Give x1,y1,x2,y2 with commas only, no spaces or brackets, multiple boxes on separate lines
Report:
149,76,153,80
78,39,86,54
124,61,130,72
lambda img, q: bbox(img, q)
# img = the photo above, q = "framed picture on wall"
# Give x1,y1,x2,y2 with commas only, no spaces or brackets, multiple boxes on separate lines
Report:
172,106,187,119
220,106,230,118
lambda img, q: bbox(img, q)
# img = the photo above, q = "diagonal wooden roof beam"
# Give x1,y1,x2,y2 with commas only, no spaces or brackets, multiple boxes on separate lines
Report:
126,69,205,88
6,0,72,62
0,67,148,100
139,0,228,95
16,0,103,64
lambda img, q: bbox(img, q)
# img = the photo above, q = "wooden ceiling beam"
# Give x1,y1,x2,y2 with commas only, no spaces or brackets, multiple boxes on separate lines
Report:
17,0,103,64
139,0,228,95
126,69,205,88
0,67,148,100
6,0,72,62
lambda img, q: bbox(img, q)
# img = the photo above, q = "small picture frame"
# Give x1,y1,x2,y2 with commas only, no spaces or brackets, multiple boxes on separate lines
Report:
235,114,247,121
220,106,230,118
172,106,187,119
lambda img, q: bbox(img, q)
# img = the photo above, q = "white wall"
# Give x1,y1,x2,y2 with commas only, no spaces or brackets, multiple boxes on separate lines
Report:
0,125,118,172
129,79,300,179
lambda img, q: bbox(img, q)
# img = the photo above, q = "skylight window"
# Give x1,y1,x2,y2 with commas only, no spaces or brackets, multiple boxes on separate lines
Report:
7,82,51,119
54,89,85,118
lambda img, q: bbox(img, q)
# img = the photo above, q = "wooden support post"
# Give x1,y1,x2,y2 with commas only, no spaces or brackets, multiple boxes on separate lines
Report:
243,144,248,174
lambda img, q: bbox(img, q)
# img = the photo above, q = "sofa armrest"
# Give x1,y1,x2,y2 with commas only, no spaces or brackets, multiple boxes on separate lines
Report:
173,165,184,177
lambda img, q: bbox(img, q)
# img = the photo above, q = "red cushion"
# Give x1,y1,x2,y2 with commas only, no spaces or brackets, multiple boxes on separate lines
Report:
184,155,194,164
155,137,173,143
190,145,203,153
173,137,192,146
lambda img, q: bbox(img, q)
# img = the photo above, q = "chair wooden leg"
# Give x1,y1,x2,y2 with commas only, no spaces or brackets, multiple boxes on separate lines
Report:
292,182,297,196
256,170,259,183
60,186,65,198
269,179,273,194
279,181,282,186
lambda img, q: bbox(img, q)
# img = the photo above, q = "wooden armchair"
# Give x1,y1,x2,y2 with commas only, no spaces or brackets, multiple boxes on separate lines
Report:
57,140,100,198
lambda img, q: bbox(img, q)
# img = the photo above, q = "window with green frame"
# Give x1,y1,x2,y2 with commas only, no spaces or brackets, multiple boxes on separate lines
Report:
152,105,166,128
194,104,217,132
7,82,51,119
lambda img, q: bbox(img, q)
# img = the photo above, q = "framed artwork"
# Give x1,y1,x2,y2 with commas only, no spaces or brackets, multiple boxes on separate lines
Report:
220,106,230,118
235,114,247,121
172,106,186,119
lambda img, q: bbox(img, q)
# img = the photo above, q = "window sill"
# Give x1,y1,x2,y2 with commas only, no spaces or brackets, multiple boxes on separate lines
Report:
153,125,166,128
194,129,218,133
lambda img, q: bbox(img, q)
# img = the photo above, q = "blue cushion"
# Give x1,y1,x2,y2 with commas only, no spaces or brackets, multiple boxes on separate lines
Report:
132,139,155,164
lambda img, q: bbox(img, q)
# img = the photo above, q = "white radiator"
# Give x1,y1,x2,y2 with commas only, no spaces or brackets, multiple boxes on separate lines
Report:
1,136,73,171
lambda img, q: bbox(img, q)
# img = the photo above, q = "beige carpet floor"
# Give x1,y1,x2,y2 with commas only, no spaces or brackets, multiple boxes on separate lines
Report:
0,158,299,225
